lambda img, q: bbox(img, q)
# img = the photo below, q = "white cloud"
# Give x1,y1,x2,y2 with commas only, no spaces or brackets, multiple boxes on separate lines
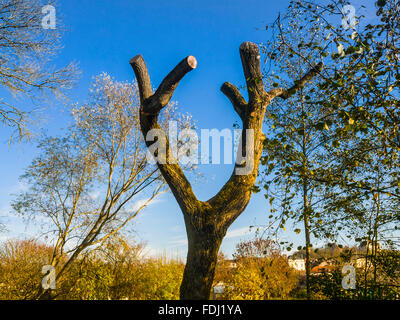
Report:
170,225,184,233
168,237,188,247
9,181,29,193
88,190,101,200
139,245,160,258
225,226,255,239
127,196,163,214
0,205,13,218
140,245,186,261
0,234,10,243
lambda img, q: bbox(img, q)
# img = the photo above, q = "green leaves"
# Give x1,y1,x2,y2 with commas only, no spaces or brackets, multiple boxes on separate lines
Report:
261,3,400,295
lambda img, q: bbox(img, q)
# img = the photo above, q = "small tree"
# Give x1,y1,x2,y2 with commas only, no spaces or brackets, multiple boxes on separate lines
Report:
259,0,400,298
260,9,330,298
12,73,181,298
225,238,298,300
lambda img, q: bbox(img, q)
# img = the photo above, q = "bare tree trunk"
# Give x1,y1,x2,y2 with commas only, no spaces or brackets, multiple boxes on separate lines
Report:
303,203,311,300
129,42,322,299
372,191,380,297
180,217,224,299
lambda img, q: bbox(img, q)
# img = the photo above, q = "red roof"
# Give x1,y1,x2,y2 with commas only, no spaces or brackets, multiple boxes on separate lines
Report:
311,265,336,273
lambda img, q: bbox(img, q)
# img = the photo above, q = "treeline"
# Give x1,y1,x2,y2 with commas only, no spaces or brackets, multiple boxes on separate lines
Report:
0,237,299,300
292,243,400,299
0,237,184,300
2,237,399,300
216,238,400,300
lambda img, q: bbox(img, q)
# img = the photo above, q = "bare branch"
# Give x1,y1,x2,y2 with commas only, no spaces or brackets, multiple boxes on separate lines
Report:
130,55,197,115
129,55,152,103
149,56,197,113
239,41,266,103
221,82,247,120
131,55,200,214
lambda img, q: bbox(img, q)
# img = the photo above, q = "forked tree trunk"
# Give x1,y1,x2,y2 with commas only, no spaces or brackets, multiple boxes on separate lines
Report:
129,42,322,299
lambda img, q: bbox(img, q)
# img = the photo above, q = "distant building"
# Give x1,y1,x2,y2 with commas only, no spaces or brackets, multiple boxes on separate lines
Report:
212,282,226,300
288,258,306,271
359,241,380,252
311,264,336,274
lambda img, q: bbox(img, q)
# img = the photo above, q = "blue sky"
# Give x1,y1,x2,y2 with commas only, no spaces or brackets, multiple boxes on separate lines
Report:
1,0,373,259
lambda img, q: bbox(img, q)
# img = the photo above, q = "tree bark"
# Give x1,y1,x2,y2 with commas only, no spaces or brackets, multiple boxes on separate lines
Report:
303,202,311,300
180,215,225,299
129,42,322,299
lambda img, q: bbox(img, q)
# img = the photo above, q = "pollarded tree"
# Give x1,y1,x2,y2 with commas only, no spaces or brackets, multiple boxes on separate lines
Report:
129,42,322,299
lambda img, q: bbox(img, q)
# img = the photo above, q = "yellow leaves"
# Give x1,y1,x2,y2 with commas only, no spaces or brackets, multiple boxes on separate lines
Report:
224,255,298,300
348,118,355,125
337,43,345,57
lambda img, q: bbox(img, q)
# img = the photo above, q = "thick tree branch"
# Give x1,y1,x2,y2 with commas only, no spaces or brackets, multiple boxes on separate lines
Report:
239,41,266,103
129,55,152,103
131,42,323,230
130,55,200,215
148,56,197,113
221,82,247,119
131,55,197,115
269,62,324,99
207,42,268,224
